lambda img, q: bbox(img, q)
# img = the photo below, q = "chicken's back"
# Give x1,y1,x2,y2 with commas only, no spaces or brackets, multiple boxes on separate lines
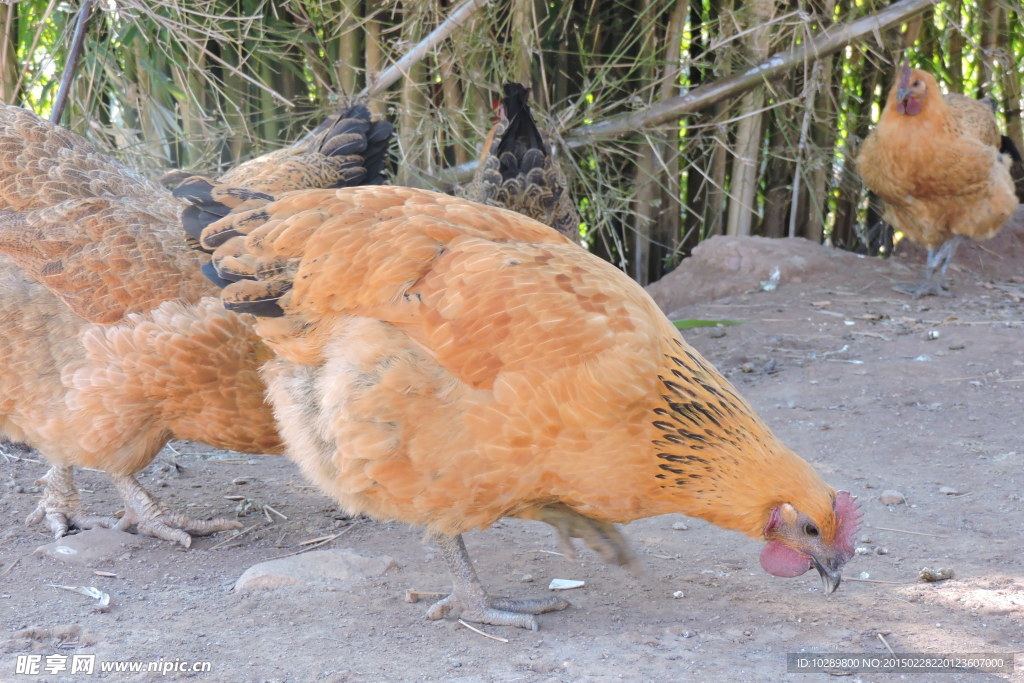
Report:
0,104,161,210
194,186,836,540
943,93,1001,147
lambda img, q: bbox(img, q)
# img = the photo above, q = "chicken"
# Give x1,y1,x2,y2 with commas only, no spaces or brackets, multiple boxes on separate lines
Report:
178,183,861,630
461,83,579,241
856,62,1019,297
0,103,392,545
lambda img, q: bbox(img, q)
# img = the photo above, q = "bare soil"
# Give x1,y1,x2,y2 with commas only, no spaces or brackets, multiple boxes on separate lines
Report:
2,213,1023,682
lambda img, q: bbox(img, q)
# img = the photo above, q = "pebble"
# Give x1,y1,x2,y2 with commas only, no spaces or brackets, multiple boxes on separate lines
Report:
34,529,143,567
548,579,585,591
938,486,960,495
520,574,534,583
233,549,396,591
671,522,689,531
918,567,954,583
672,591,685,599
878,490,906,505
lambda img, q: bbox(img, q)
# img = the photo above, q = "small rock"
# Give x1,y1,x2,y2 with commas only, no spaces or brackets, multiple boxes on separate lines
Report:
671,522,689,531
858,536,872,544
548,578,585,591
234,549,395,591
919,567,954,583
855,547,870,555
740,362,754,373
948,343,965,350
672,591,685,599
34,529,143,568
938,486,960,495
925,330,939,341
708,328,727,339
520,574,534,583
878,490,906,505
874,547,889,555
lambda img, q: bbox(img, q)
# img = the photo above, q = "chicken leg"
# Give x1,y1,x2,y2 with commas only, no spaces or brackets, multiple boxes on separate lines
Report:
110,473,242,548
901,236,963,298
531,503,639,570
425,534,570,631
26,465,115,537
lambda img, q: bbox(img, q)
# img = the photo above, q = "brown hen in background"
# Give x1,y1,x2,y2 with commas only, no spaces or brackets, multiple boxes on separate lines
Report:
856,62,1018,297
461,82,579,242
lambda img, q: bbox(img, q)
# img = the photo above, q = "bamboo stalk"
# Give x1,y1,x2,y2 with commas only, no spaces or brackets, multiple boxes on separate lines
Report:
360,0,489,99
436,0,936,186
50,0,95,123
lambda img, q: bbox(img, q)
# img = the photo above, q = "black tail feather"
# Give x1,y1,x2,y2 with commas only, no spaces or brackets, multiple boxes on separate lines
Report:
1000,135,1023,163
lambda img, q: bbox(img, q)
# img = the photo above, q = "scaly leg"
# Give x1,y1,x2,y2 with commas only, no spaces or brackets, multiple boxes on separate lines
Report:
425,534,570,631
110,473,241,548
25,465,116,538
901,236,963,298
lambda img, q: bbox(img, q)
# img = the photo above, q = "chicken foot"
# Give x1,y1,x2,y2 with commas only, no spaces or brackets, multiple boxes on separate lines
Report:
901,236,963,298
532,503,639,570
26,464,116,537
110,473,242,548
425,534,570,631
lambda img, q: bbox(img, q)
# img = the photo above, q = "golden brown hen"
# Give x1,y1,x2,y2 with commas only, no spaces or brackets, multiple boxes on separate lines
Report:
856,62,1018,297
180,184,861,629
461,83,579,241
0,103,392,545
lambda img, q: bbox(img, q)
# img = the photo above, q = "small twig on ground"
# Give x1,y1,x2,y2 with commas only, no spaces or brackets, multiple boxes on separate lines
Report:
877,632,896,657
263,504,288,520
271,521,362,560
458,619,510,643
872,526,945,538
405,589,446,603
0,557,21,579
527,549,566,557
844,577,907,585
208,523,265,551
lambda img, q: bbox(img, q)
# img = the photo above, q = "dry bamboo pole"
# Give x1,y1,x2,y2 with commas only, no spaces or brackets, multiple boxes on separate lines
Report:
979,0,1000,91
51,0,95,123
652,0,689,272
435,0,935,186
0,3,17,104
336,0,362,94
724,0,775,237
999,9,1023,155
360,0,488,99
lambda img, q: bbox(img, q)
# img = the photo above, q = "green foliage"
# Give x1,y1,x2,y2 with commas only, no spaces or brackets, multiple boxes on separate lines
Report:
0,0,1020,283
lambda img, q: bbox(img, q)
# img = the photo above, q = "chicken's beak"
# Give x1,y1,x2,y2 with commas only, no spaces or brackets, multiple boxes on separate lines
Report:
811,555,842,595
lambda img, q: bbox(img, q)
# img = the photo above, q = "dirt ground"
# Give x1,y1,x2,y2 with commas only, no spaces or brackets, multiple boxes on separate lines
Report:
2,213,1023,682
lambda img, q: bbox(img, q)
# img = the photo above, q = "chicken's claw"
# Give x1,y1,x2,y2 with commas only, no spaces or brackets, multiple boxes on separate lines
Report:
110,473,242,548
427,534,570,631
25,465,115,538
426,593,568,632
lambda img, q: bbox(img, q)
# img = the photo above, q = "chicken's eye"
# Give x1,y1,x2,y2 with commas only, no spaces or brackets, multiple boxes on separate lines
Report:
913,80,922,87
804,523,819,537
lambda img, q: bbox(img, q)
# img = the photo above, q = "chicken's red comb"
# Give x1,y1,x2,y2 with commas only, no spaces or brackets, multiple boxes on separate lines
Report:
834,490,862,561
